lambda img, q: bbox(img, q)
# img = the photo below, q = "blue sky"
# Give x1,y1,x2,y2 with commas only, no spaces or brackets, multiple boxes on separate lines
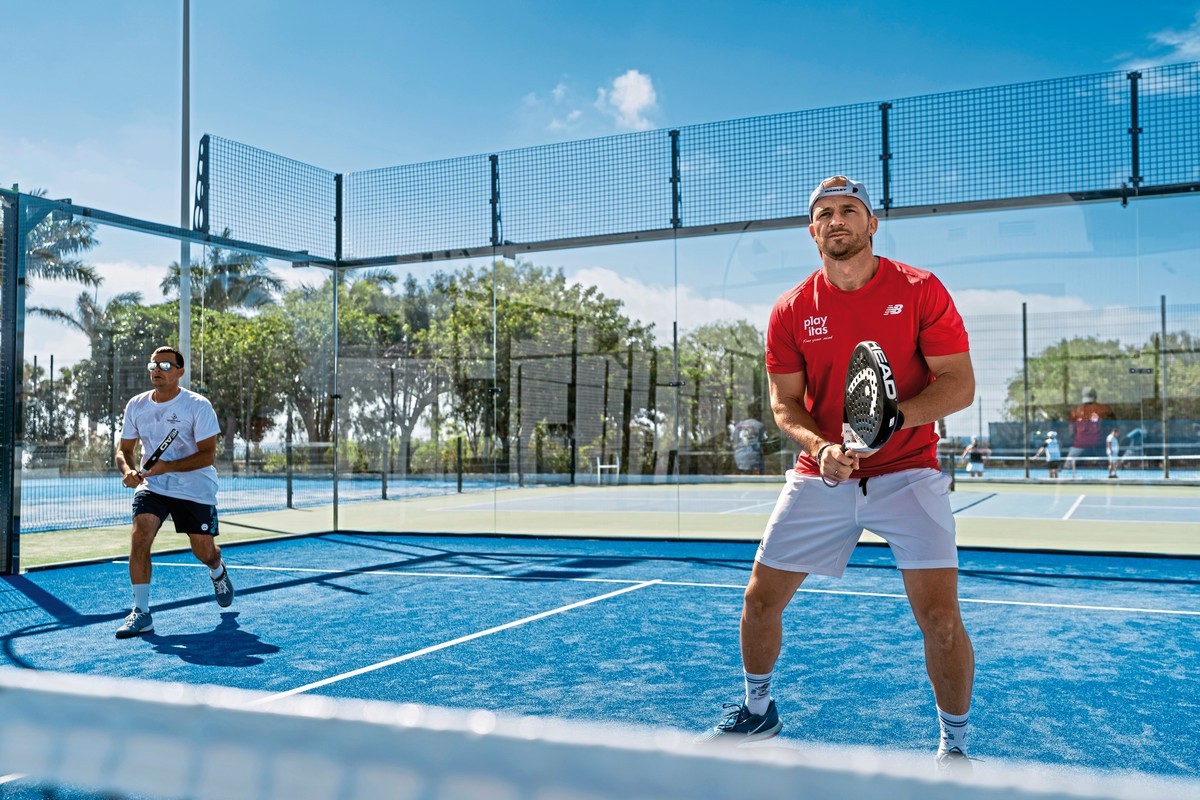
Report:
5,0,1200,384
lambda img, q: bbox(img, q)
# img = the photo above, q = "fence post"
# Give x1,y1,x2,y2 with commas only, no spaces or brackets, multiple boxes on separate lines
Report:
1022,303,1030,478
1161,295,1169,479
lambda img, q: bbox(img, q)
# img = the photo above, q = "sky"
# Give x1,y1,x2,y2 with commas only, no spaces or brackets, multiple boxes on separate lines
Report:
5,0,1200,385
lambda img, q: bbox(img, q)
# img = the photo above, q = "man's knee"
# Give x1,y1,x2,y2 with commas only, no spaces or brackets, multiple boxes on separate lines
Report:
919,605,968,648
743,584,792,621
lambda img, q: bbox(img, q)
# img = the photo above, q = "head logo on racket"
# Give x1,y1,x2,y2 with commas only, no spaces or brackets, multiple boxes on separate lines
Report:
140,428,179,474
841,341,903,454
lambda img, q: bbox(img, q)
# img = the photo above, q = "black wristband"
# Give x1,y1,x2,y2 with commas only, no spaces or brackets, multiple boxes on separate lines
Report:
815,442,836,463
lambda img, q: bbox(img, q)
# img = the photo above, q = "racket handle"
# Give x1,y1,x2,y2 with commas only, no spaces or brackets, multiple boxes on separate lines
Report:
841,423,879,455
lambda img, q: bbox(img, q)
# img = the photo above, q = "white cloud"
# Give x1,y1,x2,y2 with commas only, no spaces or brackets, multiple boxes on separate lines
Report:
551,82,568,103
595,70,658,131
567,266,771,345
952,288,1091,318
1125,11,1200,68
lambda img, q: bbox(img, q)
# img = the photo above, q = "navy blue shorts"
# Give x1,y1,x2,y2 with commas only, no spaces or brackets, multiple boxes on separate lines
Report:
132,490,219,536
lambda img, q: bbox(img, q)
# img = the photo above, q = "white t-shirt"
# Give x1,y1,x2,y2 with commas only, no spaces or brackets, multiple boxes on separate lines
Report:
1106,432,1120,458
121,388,221,505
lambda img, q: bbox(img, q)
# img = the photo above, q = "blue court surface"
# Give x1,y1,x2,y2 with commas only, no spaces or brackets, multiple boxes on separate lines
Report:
2,533,1198,779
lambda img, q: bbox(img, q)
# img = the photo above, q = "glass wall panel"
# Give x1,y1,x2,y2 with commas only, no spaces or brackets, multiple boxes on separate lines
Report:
20,213,334,569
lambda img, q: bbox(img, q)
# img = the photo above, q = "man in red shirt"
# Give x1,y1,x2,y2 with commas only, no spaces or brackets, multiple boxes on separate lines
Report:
699,177,977,772
1066,387,1115,475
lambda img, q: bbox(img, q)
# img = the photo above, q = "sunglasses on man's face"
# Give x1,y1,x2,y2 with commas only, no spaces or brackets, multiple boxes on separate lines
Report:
147,361,180,372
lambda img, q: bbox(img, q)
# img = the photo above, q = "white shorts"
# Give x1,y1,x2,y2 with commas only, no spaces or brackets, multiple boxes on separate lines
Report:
755,468,958,577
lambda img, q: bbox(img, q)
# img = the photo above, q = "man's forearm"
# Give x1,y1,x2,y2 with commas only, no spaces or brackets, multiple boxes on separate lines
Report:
899,372,974,428
157,452,214,474
772,398,828,457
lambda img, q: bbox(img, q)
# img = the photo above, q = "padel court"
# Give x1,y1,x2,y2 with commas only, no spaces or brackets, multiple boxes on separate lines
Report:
2,532,1197,780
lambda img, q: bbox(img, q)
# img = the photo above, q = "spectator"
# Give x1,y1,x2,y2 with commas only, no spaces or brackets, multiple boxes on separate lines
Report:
1066,387,1115,475
732,411,768,475
1106,426,1121,478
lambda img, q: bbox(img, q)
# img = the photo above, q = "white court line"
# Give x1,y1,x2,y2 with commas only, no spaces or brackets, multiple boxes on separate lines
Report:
146,561,641,586
147,561,1200,617
247,579,661,705
719,501,777,514
1061,495,1086,520
0,775,26,785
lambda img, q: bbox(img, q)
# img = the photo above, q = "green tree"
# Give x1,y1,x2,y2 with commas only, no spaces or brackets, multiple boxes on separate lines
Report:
677,320,766,452
1004,332,1200,426
420,259,651,470
159,231,283,312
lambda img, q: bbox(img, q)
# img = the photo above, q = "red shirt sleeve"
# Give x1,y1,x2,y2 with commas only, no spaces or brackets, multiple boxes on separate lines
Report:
765,295,804,374
918,273,969,357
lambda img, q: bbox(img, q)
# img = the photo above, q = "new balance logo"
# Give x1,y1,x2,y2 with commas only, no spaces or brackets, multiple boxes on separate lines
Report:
883,304,904,315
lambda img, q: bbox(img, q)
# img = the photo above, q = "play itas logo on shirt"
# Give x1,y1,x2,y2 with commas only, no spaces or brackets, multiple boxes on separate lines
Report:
803,315,829,338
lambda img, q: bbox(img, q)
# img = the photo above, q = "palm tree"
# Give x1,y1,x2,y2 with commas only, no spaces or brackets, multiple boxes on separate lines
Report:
10,189,102,291
159,228,284,312
29,291,144,436
28,291,143,340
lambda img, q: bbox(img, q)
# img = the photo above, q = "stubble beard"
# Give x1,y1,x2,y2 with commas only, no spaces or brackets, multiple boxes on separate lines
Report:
820,231,870,261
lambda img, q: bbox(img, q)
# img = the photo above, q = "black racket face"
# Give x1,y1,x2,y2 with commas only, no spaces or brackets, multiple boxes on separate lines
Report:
844,342,898,450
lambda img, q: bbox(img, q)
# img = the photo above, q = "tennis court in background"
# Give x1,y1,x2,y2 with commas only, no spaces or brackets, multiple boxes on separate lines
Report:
3,531,1198,784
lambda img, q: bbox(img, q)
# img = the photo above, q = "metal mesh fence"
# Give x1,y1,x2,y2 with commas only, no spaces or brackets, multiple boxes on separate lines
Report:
500,131,673,244
199,135,337,260
196,63,1200,262
1138,63,1200,188
964,302,1200,479
343,156,493,261
677,103,880,226
889,71,1130,207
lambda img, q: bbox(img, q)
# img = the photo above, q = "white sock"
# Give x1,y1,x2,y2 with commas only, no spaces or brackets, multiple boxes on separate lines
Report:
744,670,773,716
208,560,225,579
131,584,150,613
937,706,969,754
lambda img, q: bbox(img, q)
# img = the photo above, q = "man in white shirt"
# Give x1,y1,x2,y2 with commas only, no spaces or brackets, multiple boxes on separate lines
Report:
1106,427,1121,479
113,346,233,638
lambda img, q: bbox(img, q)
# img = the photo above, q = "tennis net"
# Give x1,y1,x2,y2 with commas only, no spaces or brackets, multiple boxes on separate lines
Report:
1,668,1195,800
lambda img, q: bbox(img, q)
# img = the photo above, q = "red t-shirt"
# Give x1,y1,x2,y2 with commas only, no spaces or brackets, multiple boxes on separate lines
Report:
765,257,969,477
1067,402,1114,448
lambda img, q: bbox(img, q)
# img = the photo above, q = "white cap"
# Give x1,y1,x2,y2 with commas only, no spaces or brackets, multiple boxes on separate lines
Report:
809,176,873,218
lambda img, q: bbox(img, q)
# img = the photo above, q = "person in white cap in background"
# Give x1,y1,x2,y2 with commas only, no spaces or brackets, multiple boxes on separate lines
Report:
1033,431,1062,478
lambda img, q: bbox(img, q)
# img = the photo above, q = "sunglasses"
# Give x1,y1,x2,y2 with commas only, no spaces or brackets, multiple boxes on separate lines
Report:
146,361,180,372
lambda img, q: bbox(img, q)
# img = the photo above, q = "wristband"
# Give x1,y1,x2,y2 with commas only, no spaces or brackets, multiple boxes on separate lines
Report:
815,442,836,463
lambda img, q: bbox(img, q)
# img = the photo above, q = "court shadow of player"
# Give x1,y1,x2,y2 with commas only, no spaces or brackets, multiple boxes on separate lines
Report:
144,612,279,667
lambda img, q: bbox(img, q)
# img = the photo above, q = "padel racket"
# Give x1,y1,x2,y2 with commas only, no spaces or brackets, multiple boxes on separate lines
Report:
841,341,902,454
140,428,179,474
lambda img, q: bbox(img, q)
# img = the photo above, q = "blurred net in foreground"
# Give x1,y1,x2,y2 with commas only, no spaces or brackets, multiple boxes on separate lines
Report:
1,669,1196,800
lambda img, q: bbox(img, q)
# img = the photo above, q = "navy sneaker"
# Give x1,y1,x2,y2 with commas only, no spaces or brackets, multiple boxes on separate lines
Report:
936,746,974,777
696,701,782,743
211,567,235,608
115,609,154,639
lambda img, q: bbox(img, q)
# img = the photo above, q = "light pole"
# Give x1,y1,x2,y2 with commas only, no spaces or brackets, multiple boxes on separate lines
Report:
178,0,192,387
